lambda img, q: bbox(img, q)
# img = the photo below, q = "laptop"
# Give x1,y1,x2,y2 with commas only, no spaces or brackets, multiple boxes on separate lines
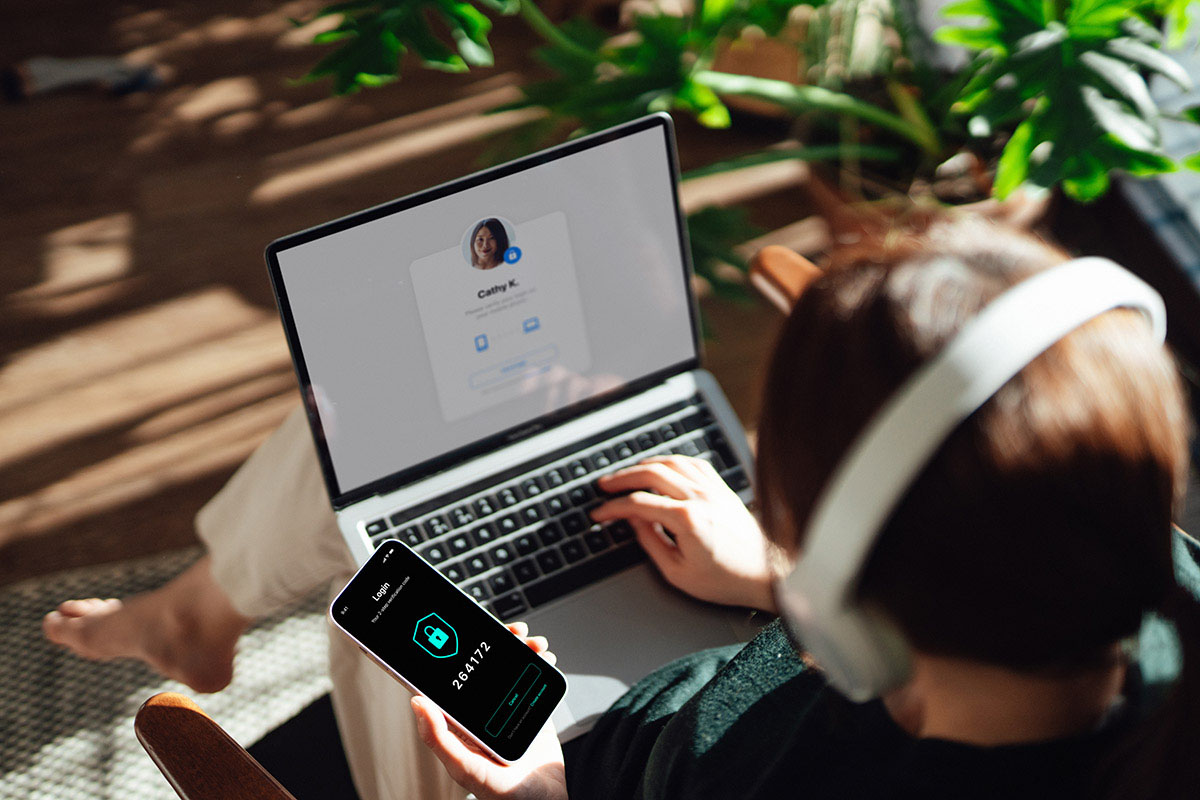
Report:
264,113,760,739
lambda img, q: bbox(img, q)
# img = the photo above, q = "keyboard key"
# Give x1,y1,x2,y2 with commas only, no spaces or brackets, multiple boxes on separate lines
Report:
441,561,466,583
704,428,738,468
497,514,520,535
562,511,589,536
465,581,490,601
536,549,565,575
489,543,516,565
659,421,683,440
513,534,538,556
566,459,589,479
421,543,449,564
520,477,544,498
473,496,498,517
450,506,476,528
365,519,387,536
544,467,567,488
388,510,410,527
591,450,613,469
567,484,594,507
448,534,472,556
543,493,568,516
525,543,647,608
537,521,564,546
399,526,424,547
491,592,528,621
465,553,491,575
471,524,497,547
520,503,545,526
497,486,522,507
723,468,751,492
679,412,705,431
561,539,587,563
636,431,660,450
608,520,635,543
512,559,540,585
677,438,701,457
614,440,636,459
584,529,611,554
697,451,723,471
488,569,516,595
424,515,452,538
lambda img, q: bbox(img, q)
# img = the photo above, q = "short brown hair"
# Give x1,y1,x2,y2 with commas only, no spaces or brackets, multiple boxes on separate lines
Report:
756,217,1189,669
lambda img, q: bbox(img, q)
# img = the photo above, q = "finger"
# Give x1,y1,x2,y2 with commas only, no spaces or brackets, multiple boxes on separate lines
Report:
691,454,727,483
507,621,529,638
412,696,487,789
525,635,548,653
639,454,710,484
630,517,682,571
596,463,695,500
541,650,557,666
589,492,689,531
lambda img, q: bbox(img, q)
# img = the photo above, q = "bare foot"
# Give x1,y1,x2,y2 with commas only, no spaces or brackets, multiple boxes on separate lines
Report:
42,555,251,693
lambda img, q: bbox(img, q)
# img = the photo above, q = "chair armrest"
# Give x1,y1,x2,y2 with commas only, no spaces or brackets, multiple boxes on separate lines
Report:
135,692,297,800
748,245,824,313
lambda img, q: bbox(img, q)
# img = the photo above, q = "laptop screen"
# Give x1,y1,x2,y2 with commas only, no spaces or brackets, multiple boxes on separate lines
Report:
267,117,698,506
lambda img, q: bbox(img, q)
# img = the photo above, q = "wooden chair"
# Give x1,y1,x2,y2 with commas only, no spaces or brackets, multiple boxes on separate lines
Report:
748,244,823,312
135,692,297,800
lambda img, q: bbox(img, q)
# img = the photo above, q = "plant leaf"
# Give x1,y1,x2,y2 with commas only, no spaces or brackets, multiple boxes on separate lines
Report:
1079,50,1158,124
993,115,1038,197
1080,84,1159,153
1104,37,1192,90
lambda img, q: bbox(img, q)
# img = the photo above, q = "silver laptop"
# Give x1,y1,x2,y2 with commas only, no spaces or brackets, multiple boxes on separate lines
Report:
265,113,759,739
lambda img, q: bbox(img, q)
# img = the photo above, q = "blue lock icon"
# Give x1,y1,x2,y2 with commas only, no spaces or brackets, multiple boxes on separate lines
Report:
414,612,458,658
425,625,449,649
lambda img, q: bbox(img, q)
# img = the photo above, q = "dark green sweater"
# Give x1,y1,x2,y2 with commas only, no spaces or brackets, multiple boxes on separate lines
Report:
567,533,1198,799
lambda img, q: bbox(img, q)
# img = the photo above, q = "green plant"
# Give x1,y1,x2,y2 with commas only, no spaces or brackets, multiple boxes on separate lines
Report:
299,0,1198,200
939,0,1198,200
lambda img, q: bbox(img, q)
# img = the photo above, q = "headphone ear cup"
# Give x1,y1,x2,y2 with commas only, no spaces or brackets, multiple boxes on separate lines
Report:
782,591,912,701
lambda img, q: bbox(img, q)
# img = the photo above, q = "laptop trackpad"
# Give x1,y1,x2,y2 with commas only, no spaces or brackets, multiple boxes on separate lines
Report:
524,563,758,740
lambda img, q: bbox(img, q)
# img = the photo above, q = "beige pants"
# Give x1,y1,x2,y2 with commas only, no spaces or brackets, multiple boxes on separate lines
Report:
195,404,466,800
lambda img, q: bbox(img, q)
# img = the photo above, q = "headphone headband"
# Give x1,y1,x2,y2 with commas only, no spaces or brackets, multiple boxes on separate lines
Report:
778,257,1166,701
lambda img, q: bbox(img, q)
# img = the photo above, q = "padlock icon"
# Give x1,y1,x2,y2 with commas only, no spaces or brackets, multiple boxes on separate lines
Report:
414,612,457,657
425,624,449,649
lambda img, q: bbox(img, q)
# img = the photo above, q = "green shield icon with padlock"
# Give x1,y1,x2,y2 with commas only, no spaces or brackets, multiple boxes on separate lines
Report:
414,612,458,658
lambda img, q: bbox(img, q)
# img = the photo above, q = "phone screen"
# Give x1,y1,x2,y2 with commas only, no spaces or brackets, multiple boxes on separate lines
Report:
330,540,567,761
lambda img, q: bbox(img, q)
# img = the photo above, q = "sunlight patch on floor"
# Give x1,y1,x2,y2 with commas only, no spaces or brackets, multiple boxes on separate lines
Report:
251,85,541,205
0,391,296,547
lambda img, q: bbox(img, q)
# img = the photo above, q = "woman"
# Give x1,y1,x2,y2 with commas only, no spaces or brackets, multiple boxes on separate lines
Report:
471,218,509,270
413,218,1200,800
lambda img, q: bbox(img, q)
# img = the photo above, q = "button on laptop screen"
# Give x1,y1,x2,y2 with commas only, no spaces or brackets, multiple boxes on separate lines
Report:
273,125,695,499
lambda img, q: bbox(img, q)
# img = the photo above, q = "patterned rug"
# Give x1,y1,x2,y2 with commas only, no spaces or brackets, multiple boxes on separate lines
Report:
0,547,331,799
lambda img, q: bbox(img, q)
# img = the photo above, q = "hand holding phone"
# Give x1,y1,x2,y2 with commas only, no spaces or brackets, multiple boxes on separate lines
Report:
411,621,569,800
329,540,568,763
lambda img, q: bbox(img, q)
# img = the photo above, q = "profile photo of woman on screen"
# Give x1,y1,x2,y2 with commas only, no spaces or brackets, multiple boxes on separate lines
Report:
469,218,509,270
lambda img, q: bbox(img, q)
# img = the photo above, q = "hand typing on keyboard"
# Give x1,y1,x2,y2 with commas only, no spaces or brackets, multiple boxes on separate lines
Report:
590,455,780,613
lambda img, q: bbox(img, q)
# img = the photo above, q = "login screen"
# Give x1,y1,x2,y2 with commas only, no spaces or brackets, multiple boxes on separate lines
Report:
409,211,592,422
331,540,566,760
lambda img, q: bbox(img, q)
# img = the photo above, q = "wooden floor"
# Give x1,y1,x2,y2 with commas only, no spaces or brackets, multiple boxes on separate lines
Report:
0,0,799,584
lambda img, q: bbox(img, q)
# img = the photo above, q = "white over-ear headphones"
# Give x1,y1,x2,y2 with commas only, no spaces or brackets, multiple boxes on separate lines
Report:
776,257,1167,702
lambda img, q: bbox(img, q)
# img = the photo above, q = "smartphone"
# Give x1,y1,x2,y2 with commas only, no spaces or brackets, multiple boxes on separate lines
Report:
329,539,568,762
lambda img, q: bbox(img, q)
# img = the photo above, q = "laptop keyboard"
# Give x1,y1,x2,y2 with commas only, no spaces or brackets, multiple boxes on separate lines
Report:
365,394,750,621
